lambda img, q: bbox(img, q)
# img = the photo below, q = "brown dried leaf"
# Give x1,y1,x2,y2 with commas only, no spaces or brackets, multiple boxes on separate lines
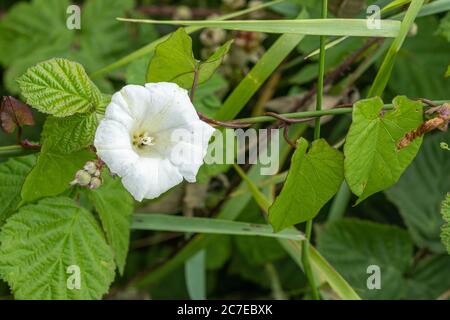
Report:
0,96,35,133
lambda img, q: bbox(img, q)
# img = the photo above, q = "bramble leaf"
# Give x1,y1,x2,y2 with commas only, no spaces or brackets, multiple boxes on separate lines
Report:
344,96,423,204
0,96,34,133
0,155,36,224
85,173,134,274
0,197,115,300
41,112,100,154
269,138,344,232
17,58,102,117
21,149,95,203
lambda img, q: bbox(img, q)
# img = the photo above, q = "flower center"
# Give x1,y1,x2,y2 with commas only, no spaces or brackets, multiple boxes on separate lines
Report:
132,131,155,149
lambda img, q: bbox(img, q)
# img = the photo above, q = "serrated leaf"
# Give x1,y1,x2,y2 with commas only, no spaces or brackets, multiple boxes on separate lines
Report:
385,132,450,252
440,193,450,254
18,58,102,117
21,149,95,204
146,28,231,89
0,197,115,300
344,96,423,204
317,219,413,299
85,173,134,274
269,138,344,232
0,155,36,224
41,112,99,153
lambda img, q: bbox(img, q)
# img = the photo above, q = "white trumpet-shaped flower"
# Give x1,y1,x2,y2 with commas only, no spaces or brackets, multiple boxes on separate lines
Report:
94,83,215,201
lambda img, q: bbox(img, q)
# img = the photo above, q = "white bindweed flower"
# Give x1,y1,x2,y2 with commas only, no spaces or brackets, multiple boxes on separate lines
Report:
94,82,215,201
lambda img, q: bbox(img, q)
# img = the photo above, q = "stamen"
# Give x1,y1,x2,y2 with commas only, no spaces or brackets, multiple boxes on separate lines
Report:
133,132,155,148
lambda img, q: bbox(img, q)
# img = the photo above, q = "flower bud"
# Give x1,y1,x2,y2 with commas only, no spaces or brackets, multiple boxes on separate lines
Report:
83,161,97,175
89,177,102,189
71,170,91,186
173,5,192,20
200,28,227,47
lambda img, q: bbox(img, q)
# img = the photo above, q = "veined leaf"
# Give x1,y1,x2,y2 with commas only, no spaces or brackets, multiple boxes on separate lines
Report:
440,194,450,254
146,28,232,89
0,197,115,300
118,18,401,38
318,219,413,299
41,113,99,154
0,155,36,224
344,96,423,204
385,132,450,253
269,138,344,232
86,173,134,274
18,58,102,117
21,149,95,204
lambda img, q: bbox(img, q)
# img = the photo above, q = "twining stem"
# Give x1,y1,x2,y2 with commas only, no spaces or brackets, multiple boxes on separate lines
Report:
301,0,328,301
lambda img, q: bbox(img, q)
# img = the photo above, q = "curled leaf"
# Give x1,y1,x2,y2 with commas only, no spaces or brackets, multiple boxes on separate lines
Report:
0,96,35,133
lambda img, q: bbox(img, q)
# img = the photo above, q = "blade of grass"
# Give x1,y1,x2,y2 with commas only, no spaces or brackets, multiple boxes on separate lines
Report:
90,0,283,77
368,0,424,97
185,250,206,300
215,10,308,121
117,18,401,38
132,214,304,241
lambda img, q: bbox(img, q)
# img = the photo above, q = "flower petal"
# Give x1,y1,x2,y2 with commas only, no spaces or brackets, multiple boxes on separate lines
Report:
121,157,183,201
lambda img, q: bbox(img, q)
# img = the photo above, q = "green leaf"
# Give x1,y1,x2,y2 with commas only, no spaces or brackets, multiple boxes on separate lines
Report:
446,64,450,78
85,173,134,274
385,132,450,252
385,16,450,98
146,28,232,89
0,155,36,224
193,74,228,116
18,58,102,117
41,112,100,154
0,197,115,300
344,96,423,204
118,18,401,38
0,0,71,67
318,219,414,299
197,40,233,84
440,193,450,254
269,138,344,232
146,28,196,88
21,149,95,204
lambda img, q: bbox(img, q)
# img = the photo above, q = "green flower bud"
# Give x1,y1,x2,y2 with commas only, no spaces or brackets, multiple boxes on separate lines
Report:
89,177,102,189
83,161,97,175
71,170,91,186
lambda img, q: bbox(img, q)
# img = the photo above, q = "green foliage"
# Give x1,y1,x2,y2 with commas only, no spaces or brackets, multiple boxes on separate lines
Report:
344,96,423,204
41,113,100,153
269,138,344,232
440,194,450,254
0,197,115,299
385,132,450,252
21,149,95,203
318,219,414,299
18,59,103,117
0,155,36,224
86,173,134,274
387,17,450,98
147,28,232,89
